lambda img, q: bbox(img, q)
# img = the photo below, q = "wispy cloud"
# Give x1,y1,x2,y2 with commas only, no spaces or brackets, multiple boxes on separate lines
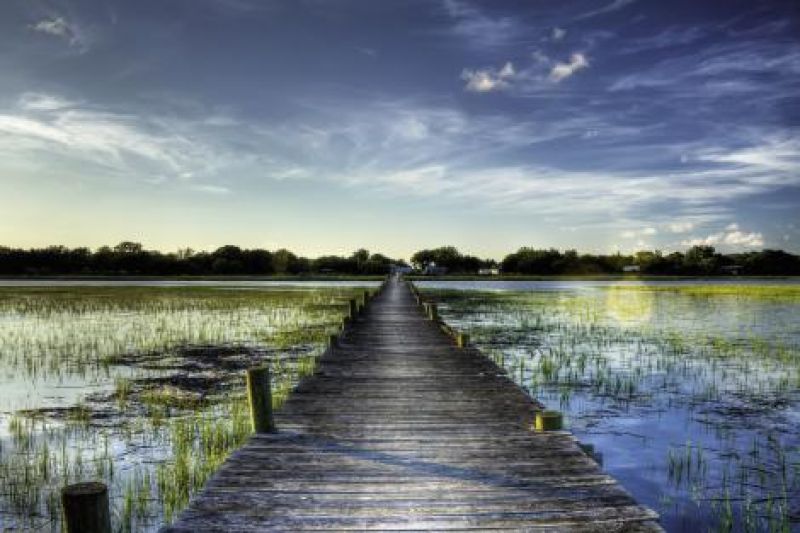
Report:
666,221,695,234
551,27,567,42
3,91,796,239
461,62,514,92
442,0,520,48
576,0,637,20
29,16,86,49
609,40,800,93
18,93,74,111
622,26,706,54
0,93,228,189
549,53,589,82
622,227,657,239
190,184,231,194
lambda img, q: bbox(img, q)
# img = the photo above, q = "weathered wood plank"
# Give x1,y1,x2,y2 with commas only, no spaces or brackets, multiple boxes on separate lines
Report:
164,276,661,531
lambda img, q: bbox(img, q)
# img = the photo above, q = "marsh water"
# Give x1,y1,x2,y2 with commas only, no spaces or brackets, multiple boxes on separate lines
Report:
0,279,798,531
0,284,371,531
418,279,800,532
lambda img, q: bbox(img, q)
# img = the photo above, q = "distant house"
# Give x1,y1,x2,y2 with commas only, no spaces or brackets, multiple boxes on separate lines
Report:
478,268,500,276
622,265,641,273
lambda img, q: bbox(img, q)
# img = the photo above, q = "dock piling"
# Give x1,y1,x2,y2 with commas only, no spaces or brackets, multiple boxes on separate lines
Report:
61,481,111,533
457,332,470,348
247,366,276,433
535,410,563,431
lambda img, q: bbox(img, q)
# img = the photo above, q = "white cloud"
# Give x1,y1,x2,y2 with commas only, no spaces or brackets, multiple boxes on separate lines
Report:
30,17,84,48
622,227,656,239
18,93,74,111
4,92,795,238
682,224,764,249
667,221,695,233
698,137,800,173
552,27,567,41
190,184,230,194
462,62,515,92
0,93,230,189
549,53,589,82
31,17,71,38
531,50,550,64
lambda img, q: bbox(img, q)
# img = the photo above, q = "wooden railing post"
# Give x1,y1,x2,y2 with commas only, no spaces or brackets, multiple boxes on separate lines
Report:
457,333,469,348
349,298,358,318
427,303,438,321
247,366,276,433
534,410,563,431
62,481,111,533
329,333,338,349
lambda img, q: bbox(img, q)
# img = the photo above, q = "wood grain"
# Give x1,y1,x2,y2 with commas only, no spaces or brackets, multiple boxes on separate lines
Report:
164,277,661,532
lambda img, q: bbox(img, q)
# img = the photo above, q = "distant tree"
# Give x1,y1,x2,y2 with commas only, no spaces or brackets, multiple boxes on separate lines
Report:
1,242,798,277
272,249,296,274
410,246,488,273
683,245,719,275
351,249,370,273
113,241,144,254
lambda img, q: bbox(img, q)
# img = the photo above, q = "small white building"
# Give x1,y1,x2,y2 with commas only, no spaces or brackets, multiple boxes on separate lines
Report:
478,268,500,276
622,265,641,273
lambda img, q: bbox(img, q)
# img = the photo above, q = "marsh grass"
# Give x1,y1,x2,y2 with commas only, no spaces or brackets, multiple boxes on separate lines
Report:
0,286,364,531
427,284,800,532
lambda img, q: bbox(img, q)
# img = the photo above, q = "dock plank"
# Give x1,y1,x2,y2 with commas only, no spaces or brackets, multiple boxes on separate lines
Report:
165,277,660,531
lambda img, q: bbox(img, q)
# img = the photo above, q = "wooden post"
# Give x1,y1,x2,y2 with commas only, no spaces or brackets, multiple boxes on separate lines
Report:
427,303,438,321
457,333,469,348
62,482,111,533
349,299,358,318
534,410,563,431
328,333,338,349
247,366,276,433
363,290,370,304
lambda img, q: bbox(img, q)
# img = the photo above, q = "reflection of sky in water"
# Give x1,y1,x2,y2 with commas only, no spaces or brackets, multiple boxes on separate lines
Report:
433,282,800,532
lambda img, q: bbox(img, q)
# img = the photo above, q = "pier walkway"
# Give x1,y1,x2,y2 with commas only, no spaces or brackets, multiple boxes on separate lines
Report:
167,276,660,531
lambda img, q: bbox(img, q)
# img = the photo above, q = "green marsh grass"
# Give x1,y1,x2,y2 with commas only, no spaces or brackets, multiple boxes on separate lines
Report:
425,283,800,532
0,285,367,531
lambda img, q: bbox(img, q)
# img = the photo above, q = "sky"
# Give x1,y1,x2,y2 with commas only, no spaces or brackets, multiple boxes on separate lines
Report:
0,0,799,259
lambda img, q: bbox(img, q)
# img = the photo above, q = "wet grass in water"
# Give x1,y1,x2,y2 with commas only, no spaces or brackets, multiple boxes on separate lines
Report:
0,286,367,531
424,283,800,532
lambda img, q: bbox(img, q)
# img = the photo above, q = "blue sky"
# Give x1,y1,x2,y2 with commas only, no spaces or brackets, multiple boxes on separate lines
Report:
1,0,798,258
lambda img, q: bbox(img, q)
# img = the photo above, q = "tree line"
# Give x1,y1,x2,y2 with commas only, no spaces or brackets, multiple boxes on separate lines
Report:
0,242,798,276
0,242,401,276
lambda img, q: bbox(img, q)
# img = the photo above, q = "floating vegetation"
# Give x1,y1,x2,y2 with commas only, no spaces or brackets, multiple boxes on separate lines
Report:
0,285,366,531
423,282,800,532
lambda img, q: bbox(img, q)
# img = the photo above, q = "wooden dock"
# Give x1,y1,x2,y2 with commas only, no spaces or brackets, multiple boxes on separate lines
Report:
166,277,660,531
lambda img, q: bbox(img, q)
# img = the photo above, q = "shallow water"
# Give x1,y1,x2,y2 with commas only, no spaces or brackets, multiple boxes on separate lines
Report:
0,285,362,531
2,280,798,531
421,281,800,532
